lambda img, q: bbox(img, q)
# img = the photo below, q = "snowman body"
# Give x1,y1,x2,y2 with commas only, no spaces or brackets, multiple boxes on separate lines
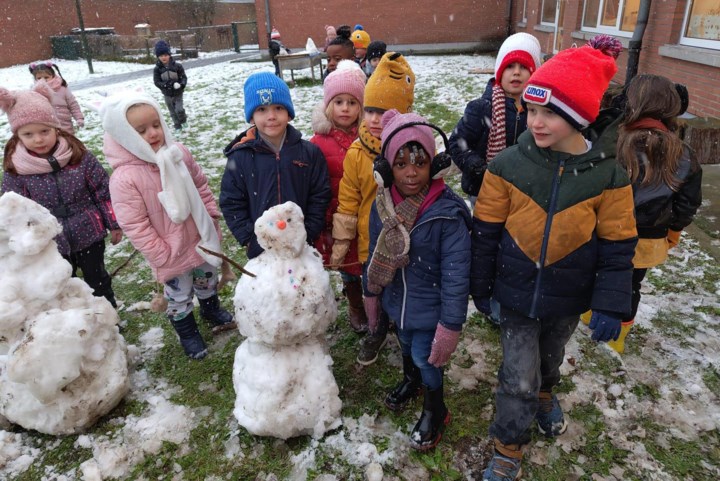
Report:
0,193,130,435
232,202,341,439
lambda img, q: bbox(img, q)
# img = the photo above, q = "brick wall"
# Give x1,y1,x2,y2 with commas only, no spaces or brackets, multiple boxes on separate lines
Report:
253,0,511,50
0,0,255,68
514,0,720,119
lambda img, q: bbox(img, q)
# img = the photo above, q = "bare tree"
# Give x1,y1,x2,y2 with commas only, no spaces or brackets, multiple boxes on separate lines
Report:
176,0,216,26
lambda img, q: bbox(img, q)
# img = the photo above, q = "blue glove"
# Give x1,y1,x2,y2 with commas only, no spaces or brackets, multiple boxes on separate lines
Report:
588,310,622,342
473,297,491,316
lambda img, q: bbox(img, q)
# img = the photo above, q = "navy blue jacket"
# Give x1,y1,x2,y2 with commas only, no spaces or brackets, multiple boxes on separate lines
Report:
448,79,528,196
367,184,471,332
220,125,331,259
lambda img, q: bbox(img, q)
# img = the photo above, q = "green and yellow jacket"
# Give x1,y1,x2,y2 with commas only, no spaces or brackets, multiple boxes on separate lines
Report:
470,112,638,319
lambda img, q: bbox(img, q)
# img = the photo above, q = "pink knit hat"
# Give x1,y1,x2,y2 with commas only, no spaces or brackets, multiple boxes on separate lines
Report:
381,110,436,166
0,83,60,134
323,59,366,108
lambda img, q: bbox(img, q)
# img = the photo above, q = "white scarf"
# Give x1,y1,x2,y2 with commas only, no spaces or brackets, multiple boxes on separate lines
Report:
100,92,221,267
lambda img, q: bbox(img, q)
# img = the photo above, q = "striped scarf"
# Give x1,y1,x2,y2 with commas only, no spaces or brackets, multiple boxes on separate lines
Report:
366,183,429,294
486,83,507,162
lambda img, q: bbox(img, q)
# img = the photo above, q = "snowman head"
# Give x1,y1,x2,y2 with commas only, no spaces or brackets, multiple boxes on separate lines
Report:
0,192,63,257
254,201,307,258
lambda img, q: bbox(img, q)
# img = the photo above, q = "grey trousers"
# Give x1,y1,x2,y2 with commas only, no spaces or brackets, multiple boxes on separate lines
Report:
489,305,579,445
164,94,186,129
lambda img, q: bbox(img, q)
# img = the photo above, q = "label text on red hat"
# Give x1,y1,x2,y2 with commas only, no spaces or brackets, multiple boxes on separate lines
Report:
523,85,551,105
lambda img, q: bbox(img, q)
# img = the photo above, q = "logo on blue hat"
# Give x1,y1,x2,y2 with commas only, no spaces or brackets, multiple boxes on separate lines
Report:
257,88,275,106
523,85,551,105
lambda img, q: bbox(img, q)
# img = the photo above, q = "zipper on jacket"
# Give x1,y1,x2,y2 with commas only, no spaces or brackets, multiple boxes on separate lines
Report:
529,159,566,319
51,170,75,248
276,152,282,205
398,215,456,329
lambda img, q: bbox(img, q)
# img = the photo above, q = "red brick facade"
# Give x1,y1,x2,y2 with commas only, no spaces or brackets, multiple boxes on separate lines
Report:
253,0,511,50
0,0,255,68
510,0,720,118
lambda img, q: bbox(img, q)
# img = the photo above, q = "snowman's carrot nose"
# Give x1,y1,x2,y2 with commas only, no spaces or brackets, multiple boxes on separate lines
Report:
276,220,287,230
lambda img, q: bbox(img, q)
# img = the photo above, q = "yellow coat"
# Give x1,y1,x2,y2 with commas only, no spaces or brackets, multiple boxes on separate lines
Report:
336,137,379,262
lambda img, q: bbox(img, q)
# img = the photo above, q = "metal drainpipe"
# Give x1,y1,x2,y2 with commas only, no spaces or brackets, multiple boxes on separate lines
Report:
506,0,514,37
264,0,272,45
625,0,652,84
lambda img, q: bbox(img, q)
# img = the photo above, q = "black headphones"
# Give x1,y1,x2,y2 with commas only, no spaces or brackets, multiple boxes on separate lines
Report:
373,121,453,188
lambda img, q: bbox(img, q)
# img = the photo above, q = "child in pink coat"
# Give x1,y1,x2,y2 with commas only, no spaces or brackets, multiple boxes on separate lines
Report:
29,62,84,134
310,59,367,333
101,92,234,360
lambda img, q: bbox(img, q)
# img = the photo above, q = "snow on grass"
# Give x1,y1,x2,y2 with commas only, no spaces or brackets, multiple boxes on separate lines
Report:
0,54,719,480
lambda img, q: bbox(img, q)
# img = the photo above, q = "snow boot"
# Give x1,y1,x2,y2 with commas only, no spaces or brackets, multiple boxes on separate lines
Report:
607,319,634,354
199,295,236,334
410,385,451,451
482,439,523,481
385,355,423,411
344,280,368,333
356,332,387,366
536,390,568,437
171,312,208,360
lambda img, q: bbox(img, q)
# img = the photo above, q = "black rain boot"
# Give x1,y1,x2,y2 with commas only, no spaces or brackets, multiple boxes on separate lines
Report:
410,385,451,451
171,312,208,360
385,355,423,411
198,295,236,333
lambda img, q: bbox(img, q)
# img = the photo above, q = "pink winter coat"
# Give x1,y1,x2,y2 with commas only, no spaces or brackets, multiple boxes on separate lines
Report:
49,85,84,134
106,138,221,283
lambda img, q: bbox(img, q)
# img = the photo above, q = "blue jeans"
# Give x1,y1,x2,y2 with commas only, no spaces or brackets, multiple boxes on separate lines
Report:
397,327,443,390
489,306,579,445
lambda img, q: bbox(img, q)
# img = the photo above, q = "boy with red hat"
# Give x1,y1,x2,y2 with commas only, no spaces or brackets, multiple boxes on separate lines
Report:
471,36,637,480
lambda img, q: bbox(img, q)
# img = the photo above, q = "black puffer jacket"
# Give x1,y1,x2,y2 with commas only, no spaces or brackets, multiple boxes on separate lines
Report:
633,146,702,239
153,58,187,97
448,79,528,196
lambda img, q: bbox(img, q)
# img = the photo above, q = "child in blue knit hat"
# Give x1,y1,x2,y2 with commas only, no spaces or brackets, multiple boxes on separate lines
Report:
220,72,331,260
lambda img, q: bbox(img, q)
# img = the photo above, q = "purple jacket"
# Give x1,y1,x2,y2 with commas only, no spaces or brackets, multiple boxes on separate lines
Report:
1,151,119,256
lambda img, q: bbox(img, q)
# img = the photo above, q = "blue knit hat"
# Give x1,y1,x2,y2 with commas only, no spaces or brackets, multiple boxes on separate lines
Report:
243,72,295,122
154,40,171,57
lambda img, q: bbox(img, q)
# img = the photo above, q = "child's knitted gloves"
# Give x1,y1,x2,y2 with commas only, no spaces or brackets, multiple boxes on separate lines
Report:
589,310,622,342
330,213,357,268
428,324,461,367
173,82,181,89
363,295,380,334
667,229,682,249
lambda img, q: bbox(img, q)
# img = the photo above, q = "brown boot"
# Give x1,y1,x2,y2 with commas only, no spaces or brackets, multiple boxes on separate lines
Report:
344,280,368,333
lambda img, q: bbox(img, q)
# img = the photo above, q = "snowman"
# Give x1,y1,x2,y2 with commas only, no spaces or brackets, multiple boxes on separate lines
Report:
232,201,342,439
0,192,130,435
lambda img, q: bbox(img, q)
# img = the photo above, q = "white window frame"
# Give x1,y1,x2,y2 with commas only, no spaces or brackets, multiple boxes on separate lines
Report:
580,0,636,37
679,0,720,50
540,0,558,27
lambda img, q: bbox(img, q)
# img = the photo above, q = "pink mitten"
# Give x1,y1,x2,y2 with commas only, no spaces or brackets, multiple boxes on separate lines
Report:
428,324,461,367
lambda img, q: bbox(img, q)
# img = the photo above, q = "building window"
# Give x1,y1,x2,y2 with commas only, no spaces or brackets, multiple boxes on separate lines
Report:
581,0,639,36
541,0,557,26
681,0,720,49
522,0,528,23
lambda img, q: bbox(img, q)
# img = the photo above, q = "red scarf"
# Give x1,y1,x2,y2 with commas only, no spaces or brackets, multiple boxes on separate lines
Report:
625,118,669,132
486,83,508,162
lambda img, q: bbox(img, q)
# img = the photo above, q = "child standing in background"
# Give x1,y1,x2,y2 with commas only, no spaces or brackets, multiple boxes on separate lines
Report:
220,72,331,260
1,84,120,307
610,74,702,353
268,28,291,77
323,26,356,80
331,52,415,365
310,60,367,333
351,25,371,70
153,40,187,132
366,110,470,450
102,92,234,360
449,33,542,208
322,25,337,52
29,61,84,134
363,41,387,77
471,36,636,480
